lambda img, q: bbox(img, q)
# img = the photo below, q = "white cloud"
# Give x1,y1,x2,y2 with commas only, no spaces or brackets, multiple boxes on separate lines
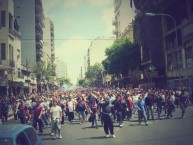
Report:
64,19,73,26
55,36,91,84
102,8,114,35
89,0,112,6
63,0,111,7
64,0,83,7
42,0,61,12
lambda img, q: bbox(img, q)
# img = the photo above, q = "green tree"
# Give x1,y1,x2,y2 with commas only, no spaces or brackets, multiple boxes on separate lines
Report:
102,38,140,77
33,61,56,84
85,63,103,86
59,77,72,86
78,79,85,86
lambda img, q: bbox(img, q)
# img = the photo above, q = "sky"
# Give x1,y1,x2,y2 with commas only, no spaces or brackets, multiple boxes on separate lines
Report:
42,0,114,84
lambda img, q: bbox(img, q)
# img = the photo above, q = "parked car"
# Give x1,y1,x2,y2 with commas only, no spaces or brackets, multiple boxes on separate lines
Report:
0,124,42,145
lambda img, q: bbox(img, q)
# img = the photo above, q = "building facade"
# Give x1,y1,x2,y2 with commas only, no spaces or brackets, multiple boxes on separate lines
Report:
14,0,45,67
56,59,68,79
133,0,193,90
89,36,115,66
43,17,55,65
113,0,135,41
14,0,45,92
0,0,35,95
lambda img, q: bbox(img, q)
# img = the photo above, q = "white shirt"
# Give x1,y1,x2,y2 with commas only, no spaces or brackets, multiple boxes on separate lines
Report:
50,105,62,120
67,101,74,112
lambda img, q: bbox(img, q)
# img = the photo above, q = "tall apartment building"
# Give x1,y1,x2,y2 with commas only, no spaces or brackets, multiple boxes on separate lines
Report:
56,59,68,79
14,0,45,67
43,17,55,65
0,0,23,95
113,0,135,40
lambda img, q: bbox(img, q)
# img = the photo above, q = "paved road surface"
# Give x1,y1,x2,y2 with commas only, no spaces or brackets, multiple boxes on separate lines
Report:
6,106,193,145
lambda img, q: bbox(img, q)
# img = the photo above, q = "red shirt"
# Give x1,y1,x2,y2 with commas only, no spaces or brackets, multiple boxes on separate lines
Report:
36,105,42,117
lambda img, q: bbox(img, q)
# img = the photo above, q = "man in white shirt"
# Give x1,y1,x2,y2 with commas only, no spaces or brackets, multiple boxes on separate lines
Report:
50,100,62,139
66,97,75,123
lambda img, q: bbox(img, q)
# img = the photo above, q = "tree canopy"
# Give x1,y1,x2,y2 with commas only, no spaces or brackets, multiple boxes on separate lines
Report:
102,38,140,76
78,63,103,87
59,77,72,86
33,61,56,84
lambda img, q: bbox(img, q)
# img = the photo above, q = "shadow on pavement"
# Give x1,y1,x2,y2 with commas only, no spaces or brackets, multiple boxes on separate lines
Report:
77,136,108,140
41,137,56,141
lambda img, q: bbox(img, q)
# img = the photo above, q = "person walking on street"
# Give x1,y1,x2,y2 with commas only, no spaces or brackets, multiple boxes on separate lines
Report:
126,95,133,121
66,97,75,124
145,93,154,120
76,97,86,125
100,98,116,138
156,93,163,120
32,100,43,134
50,99,62,139
18,100,27,124
89,98,99,128
137,96,148,126
180,91,187,118
115,95,128,127
166,92,175,119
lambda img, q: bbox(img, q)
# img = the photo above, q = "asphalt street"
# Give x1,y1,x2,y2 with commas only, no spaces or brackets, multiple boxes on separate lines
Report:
6,106,193,145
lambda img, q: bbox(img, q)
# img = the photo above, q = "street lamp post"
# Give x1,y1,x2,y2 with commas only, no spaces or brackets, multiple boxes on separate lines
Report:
144,12,181,90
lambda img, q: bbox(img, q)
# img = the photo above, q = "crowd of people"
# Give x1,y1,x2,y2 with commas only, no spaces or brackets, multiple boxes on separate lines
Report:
0,87,193,139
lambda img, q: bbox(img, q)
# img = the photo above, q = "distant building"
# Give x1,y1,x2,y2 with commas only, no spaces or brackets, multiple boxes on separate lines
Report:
14,0,45,67
14,0,45,92
56,59,68,79
112,0,135,41
43,17,55,65
89,36,115,66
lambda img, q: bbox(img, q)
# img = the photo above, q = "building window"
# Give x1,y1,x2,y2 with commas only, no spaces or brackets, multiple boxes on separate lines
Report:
1,11,6,27
9,13,13,30
18,69,21,78
0,43,6,60
9,44,13,61
186,46,193,67
167,54,172,70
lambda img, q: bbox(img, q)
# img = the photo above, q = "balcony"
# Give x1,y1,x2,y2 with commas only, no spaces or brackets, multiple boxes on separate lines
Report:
39,18,45,28
114,0,121,13
113,29,118,35
51,41,55,47
51,29,54,36
35,4,42,13
51,54,55,60
35,22,43,30
9,60,15,68
9,28,15,38
51,47,55,51
36,31,43,40
36,40,43,49
112,18,118,26
35,0,43,7
36,49,43,57
51,25,54,31
35,21,45,31
35,13,41,22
